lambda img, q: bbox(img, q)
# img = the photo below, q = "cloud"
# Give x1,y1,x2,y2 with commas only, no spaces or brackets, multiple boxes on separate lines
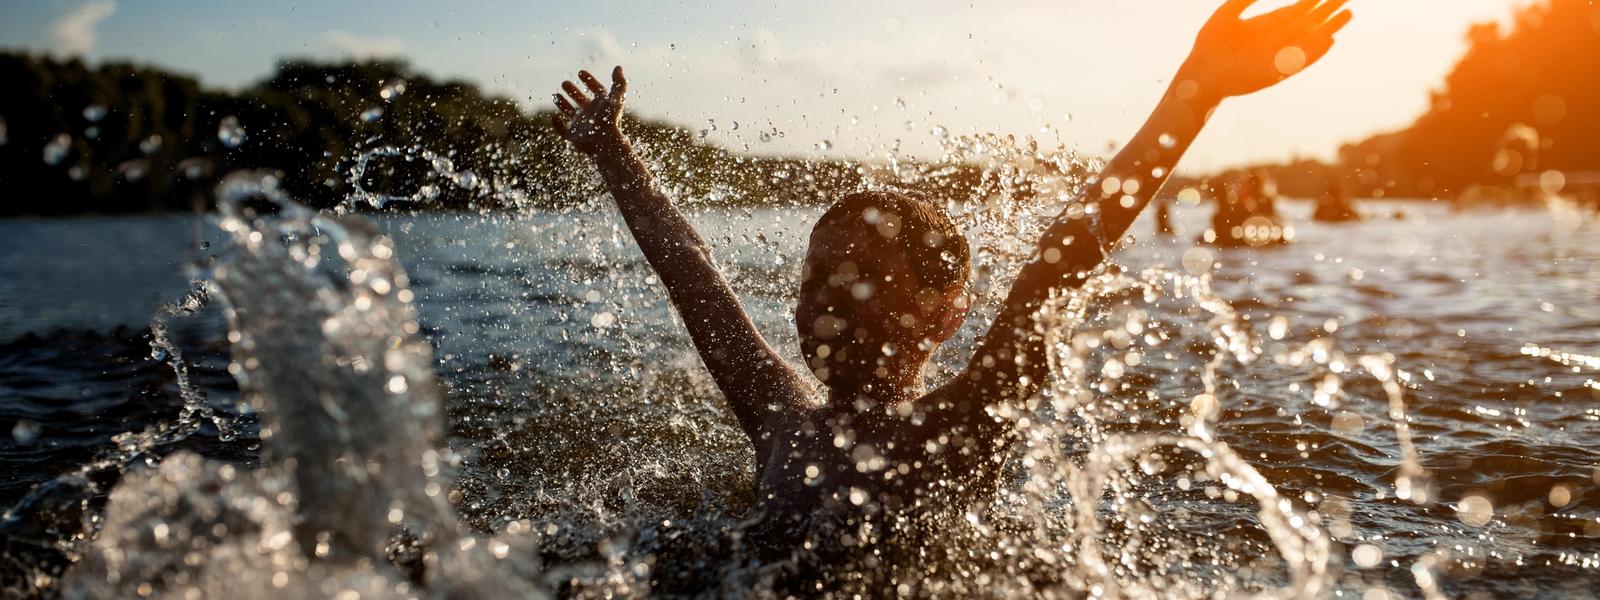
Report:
572,28,626,64
320,30,405,60
50,1,116,57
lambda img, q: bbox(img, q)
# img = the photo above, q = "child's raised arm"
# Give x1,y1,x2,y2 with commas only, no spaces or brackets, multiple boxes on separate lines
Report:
950,0,1353,419
552,68,812,444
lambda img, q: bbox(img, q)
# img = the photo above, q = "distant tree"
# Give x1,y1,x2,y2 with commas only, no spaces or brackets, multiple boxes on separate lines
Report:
1344,0,1598,198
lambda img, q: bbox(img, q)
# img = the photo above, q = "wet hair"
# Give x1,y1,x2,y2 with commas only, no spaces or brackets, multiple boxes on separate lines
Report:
812,190,970,292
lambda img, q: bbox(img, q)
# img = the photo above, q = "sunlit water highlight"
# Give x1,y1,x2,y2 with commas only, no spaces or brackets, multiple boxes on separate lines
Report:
0,129,1597,599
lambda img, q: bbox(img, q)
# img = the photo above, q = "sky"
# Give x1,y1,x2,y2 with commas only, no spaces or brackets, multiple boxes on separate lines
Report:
0,0,1525,173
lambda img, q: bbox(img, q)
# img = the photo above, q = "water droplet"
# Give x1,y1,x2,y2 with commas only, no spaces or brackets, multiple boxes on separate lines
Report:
42,134,71,165
881,342,897,357
817,140,833,151
360,107,384,122
182,159,209,180
83,125,100,140
1181,247,1215,275
218,116,245,148
114,159,147,181
1158,133,1177,149
11,419,40,444
1274,45,1308,76
1331,411,1364,434
590,311,616,328
1268,316,1289,340
1455,494,1493,527
82,104,107,122
1549,484,1572,507
380,79,408,101
139,134,163,154
850,282,875,300
1351,544,1383,568
931,125,949,139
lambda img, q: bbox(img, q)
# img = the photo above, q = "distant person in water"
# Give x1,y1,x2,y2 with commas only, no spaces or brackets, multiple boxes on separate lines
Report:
1154,198,1177,237
1206,170,1291,246
1313,179,1363,222
549,0,1351,569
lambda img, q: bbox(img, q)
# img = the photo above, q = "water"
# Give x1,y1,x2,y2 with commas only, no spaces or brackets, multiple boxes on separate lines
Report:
217,117,245,149
1,190,1598,598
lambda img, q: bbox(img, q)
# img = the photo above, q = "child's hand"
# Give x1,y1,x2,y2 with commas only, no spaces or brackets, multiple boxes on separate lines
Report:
1181,0,1352,100
552,66,629,155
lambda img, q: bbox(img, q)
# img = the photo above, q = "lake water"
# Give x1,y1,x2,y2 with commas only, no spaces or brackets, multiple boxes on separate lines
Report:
1,200,1597,598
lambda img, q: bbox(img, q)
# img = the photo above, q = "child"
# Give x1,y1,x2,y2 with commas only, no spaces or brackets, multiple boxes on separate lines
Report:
551,0,1350,555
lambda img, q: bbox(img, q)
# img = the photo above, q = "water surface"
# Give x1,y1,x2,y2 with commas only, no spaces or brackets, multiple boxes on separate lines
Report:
2,200,1597,598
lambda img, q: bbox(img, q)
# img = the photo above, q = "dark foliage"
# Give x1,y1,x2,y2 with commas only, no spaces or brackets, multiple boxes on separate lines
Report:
1215,0,1600,200
0,55,900,216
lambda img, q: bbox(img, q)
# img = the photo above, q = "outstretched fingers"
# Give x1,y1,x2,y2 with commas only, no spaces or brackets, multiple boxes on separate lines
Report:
551,91,578,140
610,66,627,98
1306,0,1351,25
1216,0,1259,21
1300,8,1351,65
1257,0,1319,26
553,93,577,116
578,70,607,98
1315,8,1354,36
1289,0,1349,37
561,80,591,107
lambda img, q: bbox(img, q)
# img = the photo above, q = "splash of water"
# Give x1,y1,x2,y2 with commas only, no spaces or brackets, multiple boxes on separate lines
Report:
61,173,541,598
147,281,235,443
25,105,1465,598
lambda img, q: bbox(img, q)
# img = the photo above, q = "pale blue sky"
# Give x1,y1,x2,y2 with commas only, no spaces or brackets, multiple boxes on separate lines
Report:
0,0,1524,172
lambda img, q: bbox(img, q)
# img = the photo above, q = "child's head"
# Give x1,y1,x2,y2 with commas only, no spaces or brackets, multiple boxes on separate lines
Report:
796,191,971,389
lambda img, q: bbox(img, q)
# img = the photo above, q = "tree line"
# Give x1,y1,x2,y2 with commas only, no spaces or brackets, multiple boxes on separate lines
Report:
0,53,1041,217
1217,0,1600,201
